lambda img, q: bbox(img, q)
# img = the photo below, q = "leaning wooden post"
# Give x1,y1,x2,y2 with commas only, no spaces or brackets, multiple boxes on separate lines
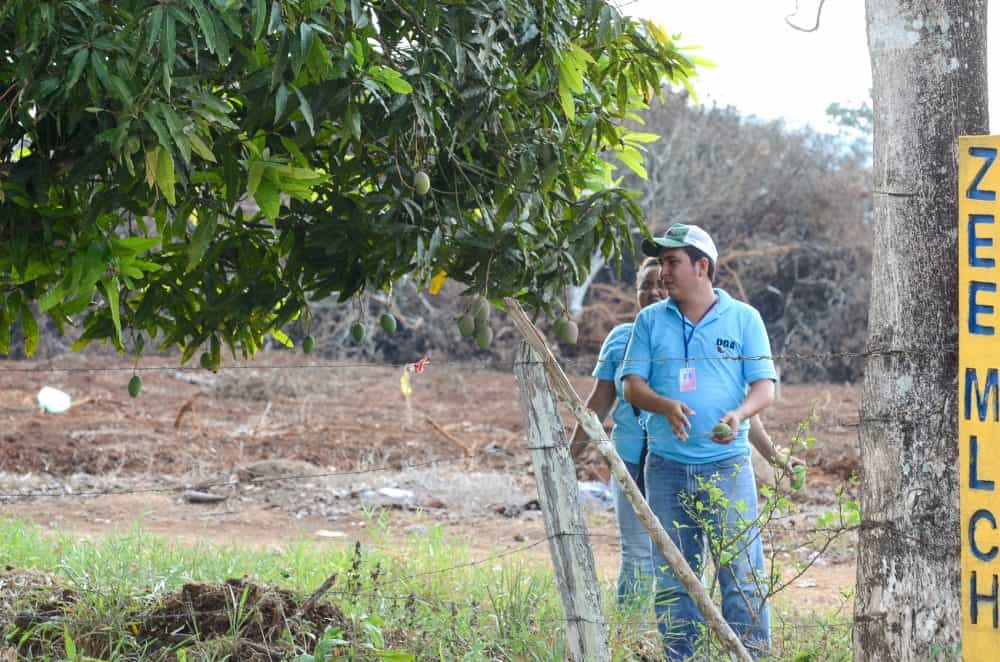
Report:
513,341,610,662
505,298,753,662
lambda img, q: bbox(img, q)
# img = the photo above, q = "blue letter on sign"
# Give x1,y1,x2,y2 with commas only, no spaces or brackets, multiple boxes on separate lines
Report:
970,215,997,267
968,147,998,201
965,368,1000,422
971,509,999,562
970,282,997,335
971,572,1000,629
972,436,997,491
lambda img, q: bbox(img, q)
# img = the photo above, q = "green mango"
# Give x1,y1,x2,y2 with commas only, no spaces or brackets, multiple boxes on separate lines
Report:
554,318,578,344
350,322,366,343
711,422,732,439
200,351,217,371
302,335,315,354
475,324,493,350
473,297,490,323
457,315,476,337
379,313,397,334
127,375,142,398
413,171,431,196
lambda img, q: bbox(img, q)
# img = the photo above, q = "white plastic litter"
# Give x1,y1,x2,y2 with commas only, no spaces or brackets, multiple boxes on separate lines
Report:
377,487,415,501
37,386,72,414
578,481,614,510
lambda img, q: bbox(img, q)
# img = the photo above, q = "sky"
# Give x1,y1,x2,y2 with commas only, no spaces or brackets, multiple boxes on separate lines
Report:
624,1,998,133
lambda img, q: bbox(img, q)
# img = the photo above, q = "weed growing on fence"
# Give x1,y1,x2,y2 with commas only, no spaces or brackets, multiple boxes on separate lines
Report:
662,412,860,660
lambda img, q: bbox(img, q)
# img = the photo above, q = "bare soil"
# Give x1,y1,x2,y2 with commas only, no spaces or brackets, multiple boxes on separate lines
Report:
0,353,860,611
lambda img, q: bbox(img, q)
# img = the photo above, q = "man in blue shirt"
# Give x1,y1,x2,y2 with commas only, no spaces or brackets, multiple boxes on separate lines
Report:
621,223,777,660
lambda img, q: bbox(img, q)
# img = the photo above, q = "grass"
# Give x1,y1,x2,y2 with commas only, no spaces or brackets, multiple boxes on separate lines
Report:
0,515,852,661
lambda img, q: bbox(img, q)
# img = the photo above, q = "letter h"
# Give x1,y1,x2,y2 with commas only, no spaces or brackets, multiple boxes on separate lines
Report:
971,571,1000,629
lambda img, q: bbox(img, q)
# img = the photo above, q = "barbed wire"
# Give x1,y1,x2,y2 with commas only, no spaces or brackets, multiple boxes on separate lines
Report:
0,343,910,656
0,341,959,375
0,455,473,500
0,440,864,500
2,529,859,636
5,585,858,659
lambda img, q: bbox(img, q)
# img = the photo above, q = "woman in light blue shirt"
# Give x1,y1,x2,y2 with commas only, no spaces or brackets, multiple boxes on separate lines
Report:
570,257,663,604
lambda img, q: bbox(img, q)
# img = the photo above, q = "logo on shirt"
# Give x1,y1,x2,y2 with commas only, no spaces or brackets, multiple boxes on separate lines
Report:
716,337,741,355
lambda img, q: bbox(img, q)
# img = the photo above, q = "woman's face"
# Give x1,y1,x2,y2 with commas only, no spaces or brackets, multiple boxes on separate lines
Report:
637,267,666,309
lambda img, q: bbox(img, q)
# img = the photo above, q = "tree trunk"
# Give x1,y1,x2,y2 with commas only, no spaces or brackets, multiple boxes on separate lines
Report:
856,2,988,660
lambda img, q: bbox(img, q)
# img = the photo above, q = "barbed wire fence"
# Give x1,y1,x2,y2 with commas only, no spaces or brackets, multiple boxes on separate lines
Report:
0,344,916,657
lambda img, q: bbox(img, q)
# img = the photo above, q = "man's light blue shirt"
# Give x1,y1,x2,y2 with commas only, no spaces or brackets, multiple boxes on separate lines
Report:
593,323,647,465
619,289,777,464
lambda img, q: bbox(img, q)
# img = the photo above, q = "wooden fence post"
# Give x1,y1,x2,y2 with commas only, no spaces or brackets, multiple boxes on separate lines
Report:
505,298,754,662
513,341,610,662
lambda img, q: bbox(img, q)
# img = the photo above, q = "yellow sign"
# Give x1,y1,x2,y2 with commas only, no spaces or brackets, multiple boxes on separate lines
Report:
961,135,1000,659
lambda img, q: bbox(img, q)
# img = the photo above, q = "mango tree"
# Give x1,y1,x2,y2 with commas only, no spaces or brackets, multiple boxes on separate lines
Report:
0,0,697,363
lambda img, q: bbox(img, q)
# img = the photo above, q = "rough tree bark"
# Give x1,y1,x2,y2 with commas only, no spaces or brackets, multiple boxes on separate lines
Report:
856,2,988,660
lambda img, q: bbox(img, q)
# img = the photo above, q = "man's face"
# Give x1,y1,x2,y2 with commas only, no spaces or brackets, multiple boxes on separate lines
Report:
658,247,704,300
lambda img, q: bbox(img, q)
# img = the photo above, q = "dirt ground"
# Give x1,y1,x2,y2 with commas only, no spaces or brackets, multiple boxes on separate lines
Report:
0,352,860,612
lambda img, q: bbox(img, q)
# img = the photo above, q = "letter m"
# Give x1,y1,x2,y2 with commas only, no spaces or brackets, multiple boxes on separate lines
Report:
966,367,1000,422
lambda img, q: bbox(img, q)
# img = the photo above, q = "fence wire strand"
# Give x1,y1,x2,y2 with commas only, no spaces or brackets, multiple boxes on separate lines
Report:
0,341,959,374
0,349,875,655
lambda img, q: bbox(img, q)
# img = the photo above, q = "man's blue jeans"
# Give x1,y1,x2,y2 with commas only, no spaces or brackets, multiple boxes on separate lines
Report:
613,460,654,605
645,452,770,660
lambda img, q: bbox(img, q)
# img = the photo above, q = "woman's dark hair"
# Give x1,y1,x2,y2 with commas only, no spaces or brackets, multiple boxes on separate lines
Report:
635,256,661,288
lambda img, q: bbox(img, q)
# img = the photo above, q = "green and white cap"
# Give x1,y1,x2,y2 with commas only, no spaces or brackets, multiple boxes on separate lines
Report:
641,223,718,263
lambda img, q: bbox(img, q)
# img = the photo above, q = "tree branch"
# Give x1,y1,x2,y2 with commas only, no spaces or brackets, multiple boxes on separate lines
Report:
784,0,828,33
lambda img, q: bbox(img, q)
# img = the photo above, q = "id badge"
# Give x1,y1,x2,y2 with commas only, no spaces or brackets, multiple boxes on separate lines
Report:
679,366,697,392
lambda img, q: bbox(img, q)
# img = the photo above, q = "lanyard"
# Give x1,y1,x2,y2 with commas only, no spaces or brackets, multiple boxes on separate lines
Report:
681,298,718,365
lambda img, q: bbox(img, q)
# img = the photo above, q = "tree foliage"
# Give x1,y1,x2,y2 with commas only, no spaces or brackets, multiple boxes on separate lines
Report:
0,0,697,360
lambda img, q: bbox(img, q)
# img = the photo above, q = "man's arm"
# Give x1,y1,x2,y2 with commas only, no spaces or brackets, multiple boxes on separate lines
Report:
623,374,696,442
747,414,804,469
569,379,616,458
713,379,775,443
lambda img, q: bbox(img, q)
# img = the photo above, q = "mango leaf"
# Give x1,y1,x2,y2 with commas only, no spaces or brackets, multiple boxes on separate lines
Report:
275,83,289,121
0,302,9,356
255,179,281,220
101,276,123,344
247,161,265,197
19,302,38,358
370,65,413,94
155,146,177,204
187,213,218,271
557,80,575,121
111,237,161,257
65,48,89,92
189,133,217,162
558,56,584,94
145,147,160,189
622,131,660,144
270,327,293,348
190,0,217,54
253,0,267,40
291,85,315,135
38,284,65,312
641,19,672,47
614,145,647,179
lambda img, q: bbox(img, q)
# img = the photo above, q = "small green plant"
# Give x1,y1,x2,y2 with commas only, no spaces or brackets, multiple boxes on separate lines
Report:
668,410,858,660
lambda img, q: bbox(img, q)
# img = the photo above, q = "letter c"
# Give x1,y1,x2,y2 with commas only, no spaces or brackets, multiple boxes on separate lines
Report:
971,509,999,561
